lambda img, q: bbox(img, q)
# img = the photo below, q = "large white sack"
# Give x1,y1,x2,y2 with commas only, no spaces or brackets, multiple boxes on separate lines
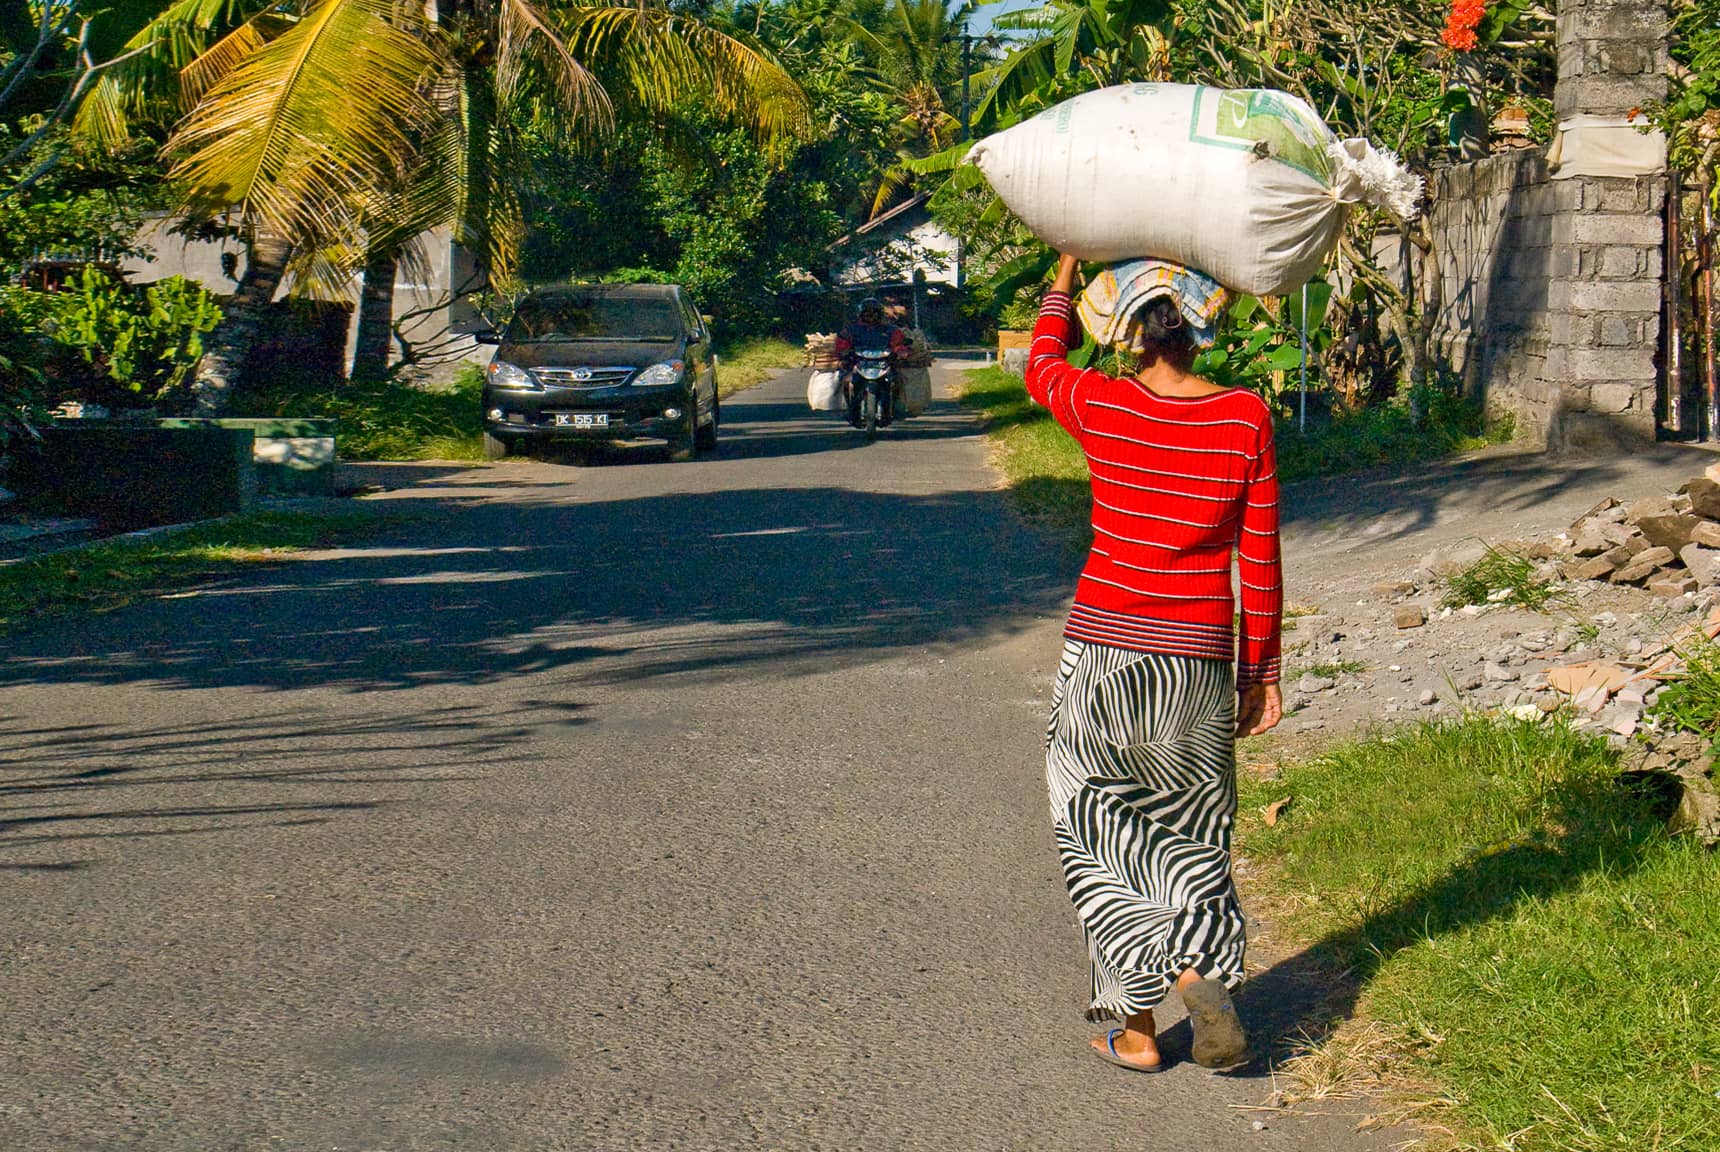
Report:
898,365,931,415
807,369,844,411
967,84,1421,297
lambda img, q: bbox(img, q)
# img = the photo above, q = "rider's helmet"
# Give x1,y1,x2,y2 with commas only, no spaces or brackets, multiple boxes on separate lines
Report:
858,296,885,324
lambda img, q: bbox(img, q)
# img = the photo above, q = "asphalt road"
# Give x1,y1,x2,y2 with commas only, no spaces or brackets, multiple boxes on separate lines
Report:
3,366,1397,1151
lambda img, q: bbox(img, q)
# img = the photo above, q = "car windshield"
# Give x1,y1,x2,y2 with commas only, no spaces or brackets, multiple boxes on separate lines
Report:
507,293,683,342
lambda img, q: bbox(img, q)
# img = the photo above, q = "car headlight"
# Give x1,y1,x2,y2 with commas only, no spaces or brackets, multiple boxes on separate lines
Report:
633,360,685,388
487,361,540,390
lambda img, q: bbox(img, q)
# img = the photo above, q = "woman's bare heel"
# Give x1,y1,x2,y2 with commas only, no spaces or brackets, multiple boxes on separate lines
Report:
1180,978,1248,1069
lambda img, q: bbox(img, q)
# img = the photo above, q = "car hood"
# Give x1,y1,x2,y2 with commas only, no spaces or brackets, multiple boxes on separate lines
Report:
497,339,684,370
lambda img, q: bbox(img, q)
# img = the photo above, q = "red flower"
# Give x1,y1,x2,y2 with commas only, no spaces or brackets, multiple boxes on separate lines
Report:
1443,0,1485,52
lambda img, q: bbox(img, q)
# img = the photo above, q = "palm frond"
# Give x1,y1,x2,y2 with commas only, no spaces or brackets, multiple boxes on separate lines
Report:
181,10,293,107
562,6,811,145
167,0,443,249
73,0,261,146
496,0,613,140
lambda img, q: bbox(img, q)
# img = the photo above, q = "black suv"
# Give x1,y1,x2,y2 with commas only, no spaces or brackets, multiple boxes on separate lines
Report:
477,283,718,461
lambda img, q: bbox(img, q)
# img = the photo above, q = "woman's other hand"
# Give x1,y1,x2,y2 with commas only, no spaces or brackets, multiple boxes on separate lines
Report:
1052,252,1080,293
1236,684,1282,737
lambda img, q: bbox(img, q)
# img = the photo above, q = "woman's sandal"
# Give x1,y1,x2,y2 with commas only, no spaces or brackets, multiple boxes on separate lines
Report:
1181,979,1249,1070
1092,1028,1164,1074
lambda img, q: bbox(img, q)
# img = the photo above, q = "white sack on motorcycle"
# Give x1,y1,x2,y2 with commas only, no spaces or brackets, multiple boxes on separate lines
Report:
807,369,844,412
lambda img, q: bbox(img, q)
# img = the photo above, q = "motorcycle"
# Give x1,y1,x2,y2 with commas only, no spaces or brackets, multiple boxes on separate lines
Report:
845,348,898,437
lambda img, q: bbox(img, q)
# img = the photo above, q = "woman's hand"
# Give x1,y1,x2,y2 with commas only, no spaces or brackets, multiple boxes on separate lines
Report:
1236,684,1282,737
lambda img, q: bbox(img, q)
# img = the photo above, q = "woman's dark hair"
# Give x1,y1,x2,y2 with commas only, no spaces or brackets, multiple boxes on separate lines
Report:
1135,297,1192,352
1123,297,1196,373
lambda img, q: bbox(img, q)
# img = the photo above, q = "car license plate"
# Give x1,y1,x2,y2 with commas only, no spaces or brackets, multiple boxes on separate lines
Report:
555,413,607,428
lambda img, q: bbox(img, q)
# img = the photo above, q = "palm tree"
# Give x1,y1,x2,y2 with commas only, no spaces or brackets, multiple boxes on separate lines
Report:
847,0,981,216
79,0,809,407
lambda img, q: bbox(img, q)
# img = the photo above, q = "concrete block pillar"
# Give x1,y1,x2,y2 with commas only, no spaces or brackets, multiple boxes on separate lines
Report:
1542,0,1669,448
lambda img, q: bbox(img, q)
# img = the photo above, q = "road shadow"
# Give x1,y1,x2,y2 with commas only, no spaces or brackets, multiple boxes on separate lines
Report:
0,700,590,867
0,481,1072,695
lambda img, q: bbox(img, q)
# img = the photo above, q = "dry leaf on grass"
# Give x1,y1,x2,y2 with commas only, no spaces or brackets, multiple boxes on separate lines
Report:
1263,797,1292,827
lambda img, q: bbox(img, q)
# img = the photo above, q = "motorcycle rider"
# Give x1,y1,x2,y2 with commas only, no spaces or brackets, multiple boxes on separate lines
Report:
834,296,909,427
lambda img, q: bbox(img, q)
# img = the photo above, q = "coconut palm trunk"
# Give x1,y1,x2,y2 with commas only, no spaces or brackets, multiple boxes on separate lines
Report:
191,228,291,414
351,249,398,380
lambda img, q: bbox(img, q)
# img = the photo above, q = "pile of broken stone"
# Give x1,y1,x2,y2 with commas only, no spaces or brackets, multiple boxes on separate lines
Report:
1557,462,1720,596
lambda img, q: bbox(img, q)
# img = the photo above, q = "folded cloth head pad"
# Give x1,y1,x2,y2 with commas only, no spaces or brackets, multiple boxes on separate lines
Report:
1076,259,1230,352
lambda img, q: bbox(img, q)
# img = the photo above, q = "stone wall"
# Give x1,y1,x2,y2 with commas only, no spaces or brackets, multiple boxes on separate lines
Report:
1419,149,1556,434
1403,0,1669,449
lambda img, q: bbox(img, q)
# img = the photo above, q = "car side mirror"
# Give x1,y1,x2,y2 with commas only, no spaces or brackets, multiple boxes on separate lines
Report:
473,329,502,345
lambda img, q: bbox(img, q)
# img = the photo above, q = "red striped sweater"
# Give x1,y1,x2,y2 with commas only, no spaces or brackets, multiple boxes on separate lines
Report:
1026,291,1283,687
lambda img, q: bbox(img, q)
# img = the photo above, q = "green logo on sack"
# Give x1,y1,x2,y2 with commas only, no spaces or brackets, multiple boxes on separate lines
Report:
1189,87,1332,182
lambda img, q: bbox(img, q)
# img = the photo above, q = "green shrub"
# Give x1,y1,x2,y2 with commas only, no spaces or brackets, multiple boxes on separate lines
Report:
1276,386,1505,483
4,270,222,406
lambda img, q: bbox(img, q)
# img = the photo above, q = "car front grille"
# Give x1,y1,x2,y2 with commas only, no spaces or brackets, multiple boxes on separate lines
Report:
531,366,636,389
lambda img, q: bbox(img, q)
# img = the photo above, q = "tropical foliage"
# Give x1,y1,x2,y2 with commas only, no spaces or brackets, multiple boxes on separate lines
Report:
917,0,1554,410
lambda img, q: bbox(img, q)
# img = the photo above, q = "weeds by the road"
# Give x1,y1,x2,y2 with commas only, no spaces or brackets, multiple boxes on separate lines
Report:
1441,544,1562,611
0,508,389,631
715,337,802,397
1648,636,1720,750
1291,659,1366,679
1276,388,1508,485
1238,716,1719,1152
236,368,485,461
956,368,1508,545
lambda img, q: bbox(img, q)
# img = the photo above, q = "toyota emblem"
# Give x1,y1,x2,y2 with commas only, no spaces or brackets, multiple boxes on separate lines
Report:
570,367,593,382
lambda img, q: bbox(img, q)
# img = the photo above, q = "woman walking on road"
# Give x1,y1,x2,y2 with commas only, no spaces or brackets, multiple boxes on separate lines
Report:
1027,253,1284,1073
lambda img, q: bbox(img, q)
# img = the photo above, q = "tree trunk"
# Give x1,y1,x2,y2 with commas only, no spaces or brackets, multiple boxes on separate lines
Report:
350,250,399,381
191,228,291,415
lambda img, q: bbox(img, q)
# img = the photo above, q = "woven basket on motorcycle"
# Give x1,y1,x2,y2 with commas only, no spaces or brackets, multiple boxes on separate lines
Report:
803,332,842,369
897,328,935,367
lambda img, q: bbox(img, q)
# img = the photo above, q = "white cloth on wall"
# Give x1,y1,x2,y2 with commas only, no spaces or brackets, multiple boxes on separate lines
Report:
1547,115,1666,179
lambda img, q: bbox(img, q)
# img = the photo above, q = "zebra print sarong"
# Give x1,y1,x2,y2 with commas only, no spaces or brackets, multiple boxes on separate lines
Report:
1045,639,1247,1020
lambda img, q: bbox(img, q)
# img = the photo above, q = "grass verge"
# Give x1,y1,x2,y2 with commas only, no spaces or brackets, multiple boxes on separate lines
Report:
1648,636,1720,749
236,369,484,461
715,336,803,397
0,508,389,631
1238,716,1718,1151
956,368,1509,544
236,340,799,461
1276,389,1511,485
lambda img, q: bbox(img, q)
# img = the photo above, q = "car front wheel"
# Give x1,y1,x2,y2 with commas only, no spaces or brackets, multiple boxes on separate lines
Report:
695,389,718,451
668,400,697,462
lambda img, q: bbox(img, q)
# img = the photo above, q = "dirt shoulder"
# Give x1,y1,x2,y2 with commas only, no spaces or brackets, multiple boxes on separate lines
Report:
1259,441,1720,750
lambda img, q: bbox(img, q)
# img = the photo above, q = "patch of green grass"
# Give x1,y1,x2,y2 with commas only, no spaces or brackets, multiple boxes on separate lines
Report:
1240,717,1718,1152
0,509,389,631
1442,543,1562,611
236,368,484,461
1293,659,1366,679
1648,636,1720,750
956,366,1091,544
1276,388,1511,485
715,336,802,397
